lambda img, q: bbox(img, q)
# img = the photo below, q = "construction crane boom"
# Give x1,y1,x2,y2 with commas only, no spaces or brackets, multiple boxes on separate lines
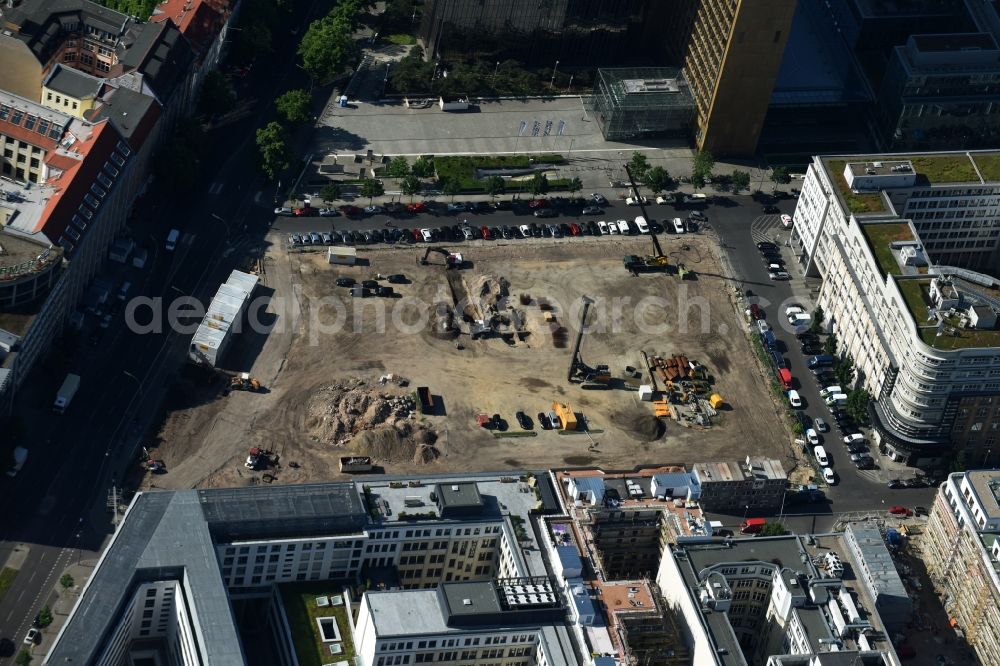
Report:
568,296,611,386
624,164,664,257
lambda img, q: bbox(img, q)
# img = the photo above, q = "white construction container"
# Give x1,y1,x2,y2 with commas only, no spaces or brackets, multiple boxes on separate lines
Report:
327,246,357,265
188,270,258,366
637,384,654,401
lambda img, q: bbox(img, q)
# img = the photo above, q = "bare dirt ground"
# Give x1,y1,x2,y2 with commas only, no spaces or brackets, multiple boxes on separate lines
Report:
146,234,790,490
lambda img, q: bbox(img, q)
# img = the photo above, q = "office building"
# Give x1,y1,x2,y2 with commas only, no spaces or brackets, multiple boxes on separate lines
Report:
657,533,901,665
681,0,797,155
419,0,659,68
922,470,1000,666
692,458,787,513
792,152,1000,466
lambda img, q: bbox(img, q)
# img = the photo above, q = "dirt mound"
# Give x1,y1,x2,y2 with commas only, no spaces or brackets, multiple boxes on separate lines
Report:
305,379,440,464
610,407,665,441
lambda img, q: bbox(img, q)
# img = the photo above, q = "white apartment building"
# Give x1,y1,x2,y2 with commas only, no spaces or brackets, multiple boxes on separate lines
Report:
791,152,1000,467
922,470,1000,666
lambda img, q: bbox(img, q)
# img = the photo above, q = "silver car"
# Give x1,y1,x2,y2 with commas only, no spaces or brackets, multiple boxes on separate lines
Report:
310,232,322,244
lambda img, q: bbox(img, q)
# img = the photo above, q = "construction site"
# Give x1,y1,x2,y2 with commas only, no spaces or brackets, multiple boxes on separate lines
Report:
145,232,789,490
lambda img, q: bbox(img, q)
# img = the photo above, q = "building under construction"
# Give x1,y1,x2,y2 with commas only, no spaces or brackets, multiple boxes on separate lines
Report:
588,68,694,141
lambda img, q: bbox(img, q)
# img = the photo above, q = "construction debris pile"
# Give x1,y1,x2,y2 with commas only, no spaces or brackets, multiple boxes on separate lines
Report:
441,272,528,341
304,379,440,464
646,355,721,428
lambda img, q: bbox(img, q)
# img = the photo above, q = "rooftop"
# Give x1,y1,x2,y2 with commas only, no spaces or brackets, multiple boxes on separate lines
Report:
911,32,998,52
436,481,484,511
44,64,103,100
895,278,1000,350
595,67,694,110
860,222,916,277
967,469,1000,520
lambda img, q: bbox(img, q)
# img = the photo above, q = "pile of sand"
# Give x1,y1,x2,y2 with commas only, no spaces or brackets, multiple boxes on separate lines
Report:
304,379,440,463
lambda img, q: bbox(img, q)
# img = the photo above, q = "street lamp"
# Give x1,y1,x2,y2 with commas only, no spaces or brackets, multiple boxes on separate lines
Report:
550,60,560,88
492,61,500,87
568,74,574,91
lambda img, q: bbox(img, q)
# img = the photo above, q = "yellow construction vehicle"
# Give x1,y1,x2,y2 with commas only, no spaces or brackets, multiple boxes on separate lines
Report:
230,372,263,392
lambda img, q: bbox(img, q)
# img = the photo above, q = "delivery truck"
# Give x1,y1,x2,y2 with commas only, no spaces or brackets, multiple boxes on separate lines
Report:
53,373,81,413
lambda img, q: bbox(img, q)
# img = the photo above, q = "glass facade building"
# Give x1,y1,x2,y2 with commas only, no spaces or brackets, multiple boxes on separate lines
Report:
587,68,694,141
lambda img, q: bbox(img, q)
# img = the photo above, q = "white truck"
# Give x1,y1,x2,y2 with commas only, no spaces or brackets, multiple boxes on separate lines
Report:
6,446,27,477
439,96,471,112
54,373,81,413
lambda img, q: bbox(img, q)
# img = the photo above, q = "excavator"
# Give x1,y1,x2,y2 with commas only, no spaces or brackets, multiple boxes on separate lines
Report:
567,296,611,388
420,247,464,269
230,372,263,392
622,165,672,275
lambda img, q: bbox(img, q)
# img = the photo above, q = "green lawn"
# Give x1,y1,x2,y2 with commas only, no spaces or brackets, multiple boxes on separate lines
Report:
385,33,417,46
0,567,17,603
973,154,1000,182
897,279,931,322
824,160,887,214
280,583,356,666
910,155,979,184
432,154,570,193
861,223,914,276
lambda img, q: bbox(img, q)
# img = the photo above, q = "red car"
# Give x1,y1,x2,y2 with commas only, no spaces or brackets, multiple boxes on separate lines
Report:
750,303,763,320
407,202,427,213
888,505,913,516
339,205,363,217
411,228,422,241
569,223,582,236
480,226,492,240
528,199,548,209
293,206,316,217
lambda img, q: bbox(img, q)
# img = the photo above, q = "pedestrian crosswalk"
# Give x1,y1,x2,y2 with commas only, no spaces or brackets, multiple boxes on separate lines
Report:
751,215,782,245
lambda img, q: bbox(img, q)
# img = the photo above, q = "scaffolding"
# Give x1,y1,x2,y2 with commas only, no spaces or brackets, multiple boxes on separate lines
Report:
587,68,695,141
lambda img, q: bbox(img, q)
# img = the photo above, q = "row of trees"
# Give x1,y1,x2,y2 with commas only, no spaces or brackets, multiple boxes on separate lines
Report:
821,332,871,424
298,0,371,83
255,88,317,181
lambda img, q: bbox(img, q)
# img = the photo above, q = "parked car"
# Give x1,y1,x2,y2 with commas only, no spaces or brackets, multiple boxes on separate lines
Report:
469,201,490,213
364,205,385,214
814,417,828,432
822,467,836,485
597,220,610,235
339,205,363,217
888,505,913,516
336,277,355,287
406,202,427,213
806,428,819,445
24,628,40,646
582,205,602,215
419,228,433,242
689,211,707,222
843,433,865,445
447,202,468,212
569,223,582,236
528,199,548,209
321,232,334,244
757,241,777,251
274,206,294,216
538,411,552,430
887,479,904,489
904,478,928,488
319,208,339,217
625,195,648,206
480,226,492,240
591,192,608,205
763,204,780,214
516,411,532,430
769,271,791,281
634,217,650,233
749,303,764,320
492,200,511,210
787,389,802,407
534,208,558,218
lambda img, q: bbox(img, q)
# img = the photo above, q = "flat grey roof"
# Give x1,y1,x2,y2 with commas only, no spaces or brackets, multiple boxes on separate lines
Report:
437,481,484,509
442,581,503,617
366,589,453,636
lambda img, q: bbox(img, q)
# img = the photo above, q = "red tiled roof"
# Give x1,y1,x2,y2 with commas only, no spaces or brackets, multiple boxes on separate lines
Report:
38,121,122,241
44,152,79,171
151,0,228,53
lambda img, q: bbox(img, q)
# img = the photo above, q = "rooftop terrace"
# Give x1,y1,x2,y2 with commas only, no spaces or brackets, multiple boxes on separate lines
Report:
896,278,1000,350
860,222,915,277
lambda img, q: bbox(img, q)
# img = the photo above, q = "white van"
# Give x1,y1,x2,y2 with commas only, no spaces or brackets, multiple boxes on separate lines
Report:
819,386,842,398
165,229,180,251
825,392,848,406
672,217,685,234
813,445,829,466
683,193,708,204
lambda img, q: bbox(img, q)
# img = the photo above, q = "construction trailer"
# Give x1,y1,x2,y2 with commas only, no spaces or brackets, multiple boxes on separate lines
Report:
551,401,578,431
339,456,374,473
328,246,357,265
188,270,258,367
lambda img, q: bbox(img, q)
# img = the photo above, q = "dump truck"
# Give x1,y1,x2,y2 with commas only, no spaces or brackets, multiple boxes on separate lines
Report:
53,373,81,413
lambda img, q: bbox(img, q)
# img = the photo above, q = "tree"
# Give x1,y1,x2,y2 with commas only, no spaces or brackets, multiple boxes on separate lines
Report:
198,70,236,117
627,151,650,180
846,388,870,423
358,178,385,204
386,156,410,178
298,14,354,82
275,89,312,125
411,156,434,178
692,150,715,180
59,573,74,589
809,306,825,334
823,333,838,357
485,175,505,200
771,166,792,186
690,172,706,190
731,169,751,192
441,177,462,201
529,172,549,196
760,522,788,536
15,650,31,666
835,356,855,387
643,166,671,194
320,183,342,202
566,177,583,196
401,175,422,201
37,605,52,628
255,122,292,181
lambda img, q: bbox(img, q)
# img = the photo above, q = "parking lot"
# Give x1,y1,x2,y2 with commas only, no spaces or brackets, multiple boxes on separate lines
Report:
148,228,790,488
